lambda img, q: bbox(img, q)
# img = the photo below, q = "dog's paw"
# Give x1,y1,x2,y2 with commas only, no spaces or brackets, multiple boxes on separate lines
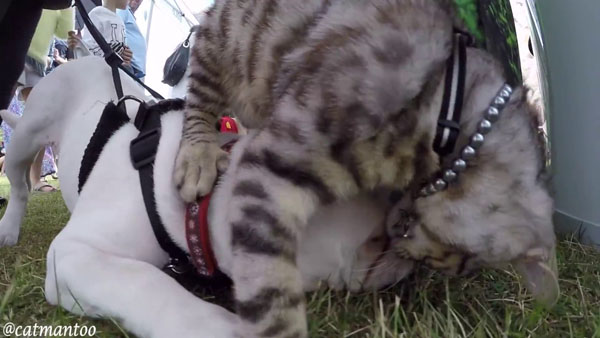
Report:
0,224,19,247
174,140,229,202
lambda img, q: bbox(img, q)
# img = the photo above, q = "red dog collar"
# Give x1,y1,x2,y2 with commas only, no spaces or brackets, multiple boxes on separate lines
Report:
184,117,239,276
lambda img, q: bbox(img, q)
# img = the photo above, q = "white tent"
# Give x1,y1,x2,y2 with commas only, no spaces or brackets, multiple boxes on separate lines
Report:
130,0,213,98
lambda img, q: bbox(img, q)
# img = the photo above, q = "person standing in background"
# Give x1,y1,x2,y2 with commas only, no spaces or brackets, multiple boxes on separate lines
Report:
0,1,43,114
47,38,70,73
0,0,71,110
0,0,71,205
118,0,147,79
74,0,103,31
7,7,74,193
18,8,74,102
71,0,133,68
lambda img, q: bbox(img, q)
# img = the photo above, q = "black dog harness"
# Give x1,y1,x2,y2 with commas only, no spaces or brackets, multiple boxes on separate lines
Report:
130,99,191,265
129,100,233,294
74,0,190,268
74,0,234,294
77,99,234,304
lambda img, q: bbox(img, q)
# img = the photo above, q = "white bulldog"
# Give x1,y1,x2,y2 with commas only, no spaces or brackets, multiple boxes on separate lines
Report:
0,57,412,337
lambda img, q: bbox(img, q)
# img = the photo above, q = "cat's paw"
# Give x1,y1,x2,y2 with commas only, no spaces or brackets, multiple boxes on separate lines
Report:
174,140,229,202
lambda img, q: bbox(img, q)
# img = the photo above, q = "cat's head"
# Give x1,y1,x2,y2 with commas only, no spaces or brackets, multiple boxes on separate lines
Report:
388,48,558,306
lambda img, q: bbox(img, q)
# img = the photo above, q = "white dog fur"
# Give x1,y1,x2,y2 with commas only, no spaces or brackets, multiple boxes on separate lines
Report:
0,57,412,337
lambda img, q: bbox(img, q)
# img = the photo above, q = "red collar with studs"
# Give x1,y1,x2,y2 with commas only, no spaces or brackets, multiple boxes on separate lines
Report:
184,117,239,276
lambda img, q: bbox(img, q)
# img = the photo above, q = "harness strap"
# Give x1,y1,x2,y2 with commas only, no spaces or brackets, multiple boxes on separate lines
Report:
73,0,124,98
112,66,124,99
433,31,469,157
130,101,189,264
119,65,164,100
79,102,130,193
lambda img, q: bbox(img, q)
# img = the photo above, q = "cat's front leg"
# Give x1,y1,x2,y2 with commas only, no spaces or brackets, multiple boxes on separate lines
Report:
174,29,230,201
226,135,341,338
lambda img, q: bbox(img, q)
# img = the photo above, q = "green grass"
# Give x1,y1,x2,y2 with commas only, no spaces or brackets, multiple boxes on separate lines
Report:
0,177,127,337
1,176,600,337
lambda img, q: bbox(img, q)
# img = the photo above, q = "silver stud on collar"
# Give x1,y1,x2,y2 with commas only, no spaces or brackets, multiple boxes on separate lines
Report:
461,145,477,160
470,133,485,149
485,106,500,122
420,184,437,197
434,179,448,191
493,96,507,107
478,119,492,134
443,169,458,182
499,84,513,99
418,83,513,198
452,159,467,172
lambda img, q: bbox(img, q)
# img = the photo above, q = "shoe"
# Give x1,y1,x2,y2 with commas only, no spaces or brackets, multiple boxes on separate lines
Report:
33,181,58,193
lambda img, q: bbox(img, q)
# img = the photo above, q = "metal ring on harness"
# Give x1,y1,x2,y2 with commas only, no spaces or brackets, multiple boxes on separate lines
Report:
117,95,145,107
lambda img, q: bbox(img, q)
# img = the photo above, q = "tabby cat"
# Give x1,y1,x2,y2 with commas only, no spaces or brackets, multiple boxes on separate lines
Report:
174,1,557,337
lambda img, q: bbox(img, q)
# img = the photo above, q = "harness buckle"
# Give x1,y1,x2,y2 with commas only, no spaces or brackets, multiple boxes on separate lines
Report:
436,119,461,133
130,127,161,170
104,50,124,68
164,257,192,275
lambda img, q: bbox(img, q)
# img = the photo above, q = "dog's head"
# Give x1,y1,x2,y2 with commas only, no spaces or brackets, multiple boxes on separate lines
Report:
388,48,558,306
299,194,413,292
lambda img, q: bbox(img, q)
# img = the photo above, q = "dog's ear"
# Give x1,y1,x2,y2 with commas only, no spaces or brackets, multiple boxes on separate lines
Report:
513,246,559,307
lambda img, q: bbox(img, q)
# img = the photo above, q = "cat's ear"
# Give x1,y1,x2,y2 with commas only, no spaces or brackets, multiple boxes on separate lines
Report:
513,246,559,307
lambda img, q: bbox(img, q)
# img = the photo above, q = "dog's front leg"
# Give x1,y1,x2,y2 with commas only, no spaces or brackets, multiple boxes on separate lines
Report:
45,240,239,338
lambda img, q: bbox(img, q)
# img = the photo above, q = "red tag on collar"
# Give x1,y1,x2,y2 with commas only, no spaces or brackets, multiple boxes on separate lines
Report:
184,116,239,276
220,116,239,134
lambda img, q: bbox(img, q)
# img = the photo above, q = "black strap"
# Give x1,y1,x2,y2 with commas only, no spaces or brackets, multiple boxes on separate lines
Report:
73,0,164,101
130,102,189,263
111,66,124,99
119,64,165,100
79,101,130,193
73,0,124,97
433,32,468,157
